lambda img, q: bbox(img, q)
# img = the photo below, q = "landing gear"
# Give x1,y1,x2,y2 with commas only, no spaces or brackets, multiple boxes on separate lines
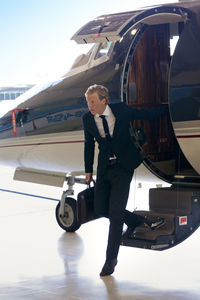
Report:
55,196,81,232
55,173,86,232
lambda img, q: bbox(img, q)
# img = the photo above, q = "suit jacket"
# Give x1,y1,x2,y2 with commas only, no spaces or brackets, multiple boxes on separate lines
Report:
82,102,167,177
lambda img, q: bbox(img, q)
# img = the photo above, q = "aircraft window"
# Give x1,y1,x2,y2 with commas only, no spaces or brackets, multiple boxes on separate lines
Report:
95,41,112,59
169,23,181,57
70,44,94,70
170,35,179,56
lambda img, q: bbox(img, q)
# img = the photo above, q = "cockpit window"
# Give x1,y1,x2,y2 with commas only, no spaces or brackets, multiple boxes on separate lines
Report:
70,44,94,70
95,41,112,59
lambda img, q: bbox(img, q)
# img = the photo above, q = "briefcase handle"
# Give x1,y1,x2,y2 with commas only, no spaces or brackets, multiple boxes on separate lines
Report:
87,180,95,189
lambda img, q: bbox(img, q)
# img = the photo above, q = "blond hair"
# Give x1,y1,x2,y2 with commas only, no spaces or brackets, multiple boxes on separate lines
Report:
85,84,110,104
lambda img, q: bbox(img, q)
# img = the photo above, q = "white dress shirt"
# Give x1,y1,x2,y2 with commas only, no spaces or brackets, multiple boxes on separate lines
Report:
94,105,115,138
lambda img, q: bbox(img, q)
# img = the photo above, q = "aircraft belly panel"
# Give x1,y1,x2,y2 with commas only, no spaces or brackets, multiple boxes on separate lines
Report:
0,131,91,173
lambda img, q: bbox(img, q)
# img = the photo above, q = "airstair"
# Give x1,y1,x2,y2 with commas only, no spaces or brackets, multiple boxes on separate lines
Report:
121,187,200,250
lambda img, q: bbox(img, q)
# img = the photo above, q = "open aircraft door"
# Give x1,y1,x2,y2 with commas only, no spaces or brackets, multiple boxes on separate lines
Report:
116,3,200,251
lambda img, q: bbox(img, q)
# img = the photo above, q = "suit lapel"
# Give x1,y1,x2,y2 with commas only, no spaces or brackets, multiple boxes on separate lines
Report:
88,113,102,140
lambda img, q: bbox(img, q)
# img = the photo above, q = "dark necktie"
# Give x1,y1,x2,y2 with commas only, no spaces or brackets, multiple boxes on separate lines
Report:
99,115,114,157
99,115,111,141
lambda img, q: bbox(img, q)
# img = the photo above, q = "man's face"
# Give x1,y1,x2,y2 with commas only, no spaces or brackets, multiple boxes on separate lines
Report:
86,92,106,115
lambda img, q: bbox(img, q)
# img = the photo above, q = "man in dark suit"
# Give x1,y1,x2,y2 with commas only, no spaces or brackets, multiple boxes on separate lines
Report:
82,84,166,276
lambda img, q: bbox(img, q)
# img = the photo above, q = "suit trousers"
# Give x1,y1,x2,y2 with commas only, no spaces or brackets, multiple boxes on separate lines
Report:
94,162,143,260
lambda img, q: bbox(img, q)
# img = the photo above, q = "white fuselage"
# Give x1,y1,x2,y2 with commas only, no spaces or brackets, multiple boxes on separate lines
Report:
0,130,88,174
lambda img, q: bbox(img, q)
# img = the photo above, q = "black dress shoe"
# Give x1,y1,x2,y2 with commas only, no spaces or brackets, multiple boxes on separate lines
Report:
122,227,136,239
100,258,117,276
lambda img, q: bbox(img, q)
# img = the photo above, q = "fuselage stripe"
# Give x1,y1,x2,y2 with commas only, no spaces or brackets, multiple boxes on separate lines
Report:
177,135,200,139
0,140,84,148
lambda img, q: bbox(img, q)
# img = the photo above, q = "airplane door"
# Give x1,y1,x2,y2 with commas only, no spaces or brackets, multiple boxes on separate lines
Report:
169,16,200,175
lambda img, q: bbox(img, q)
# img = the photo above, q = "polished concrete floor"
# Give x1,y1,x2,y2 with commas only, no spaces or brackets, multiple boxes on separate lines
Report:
0,166,200,299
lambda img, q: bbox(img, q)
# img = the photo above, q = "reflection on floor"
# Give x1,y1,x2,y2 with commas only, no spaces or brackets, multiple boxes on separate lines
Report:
0,166,200,299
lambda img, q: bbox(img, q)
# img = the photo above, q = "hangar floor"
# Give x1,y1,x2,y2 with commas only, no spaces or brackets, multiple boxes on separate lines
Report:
0,166,200,300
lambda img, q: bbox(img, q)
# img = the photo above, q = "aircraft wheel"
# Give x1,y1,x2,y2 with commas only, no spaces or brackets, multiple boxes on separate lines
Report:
55,197,81,232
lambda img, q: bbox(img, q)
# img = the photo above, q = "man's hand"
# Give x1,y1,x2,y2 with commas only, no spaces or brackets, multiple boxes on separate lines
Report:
85,173,93,183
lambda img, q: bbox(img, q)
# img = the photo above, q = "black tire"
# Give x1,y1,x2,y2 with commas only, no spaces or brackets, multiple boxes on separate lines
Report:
55,197,81,232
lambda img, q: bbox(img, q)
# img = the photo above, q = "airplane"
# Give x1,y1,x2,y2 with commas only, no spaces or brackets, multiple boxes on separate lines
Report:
0,0,200,252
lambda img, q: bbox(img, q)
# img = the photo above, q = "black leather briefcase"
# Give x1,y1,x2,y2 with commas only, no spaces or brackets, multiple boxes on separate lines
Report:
77,183,99,224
